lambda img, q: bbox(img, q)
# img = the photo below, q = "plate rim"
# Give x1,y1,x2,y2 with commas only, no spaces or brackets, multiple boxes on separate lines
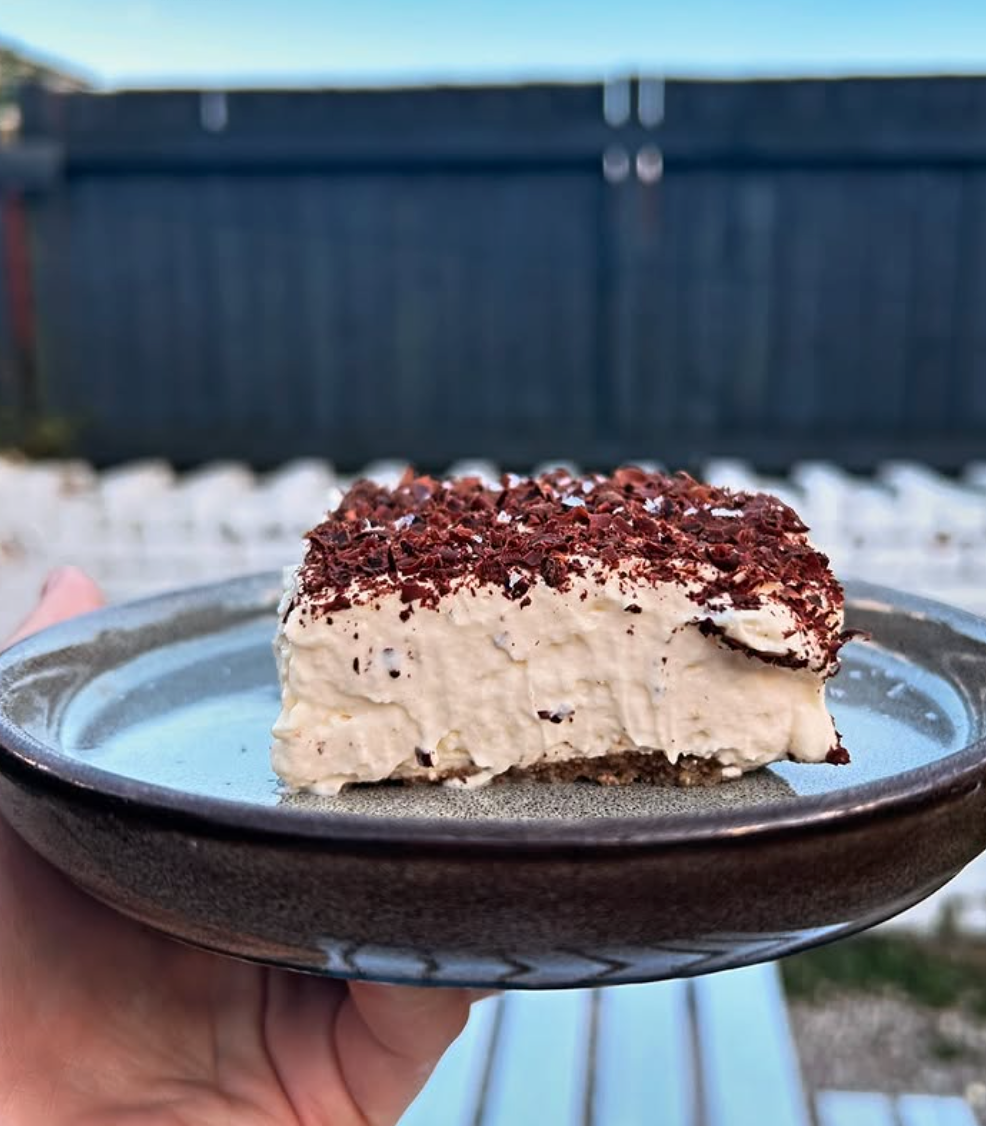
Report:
1,572,984,851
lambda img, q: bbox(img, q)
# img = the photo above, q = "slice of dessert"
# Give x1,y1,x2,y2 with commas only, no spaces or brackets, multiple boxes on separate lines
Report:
272,467,848,794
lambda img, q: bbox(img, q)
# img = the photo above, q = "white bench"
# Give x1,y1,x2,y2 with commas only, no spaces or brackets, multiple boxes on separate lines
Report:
399,963,977,1126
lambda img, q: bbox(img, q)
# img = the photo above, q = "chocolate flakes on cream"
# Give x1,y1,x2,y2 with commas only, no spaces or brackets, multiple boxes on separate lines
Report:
297,467,843,674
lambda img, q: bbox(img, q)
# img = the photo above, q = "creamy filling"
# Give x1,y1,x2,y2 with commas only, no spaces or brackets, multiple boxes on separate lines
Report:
271,566,841,794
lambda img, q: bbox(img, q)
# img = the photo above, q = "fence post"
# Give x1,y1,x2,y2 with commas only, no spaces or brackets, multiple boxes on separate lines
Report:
597,76,665,463
0,83,63,446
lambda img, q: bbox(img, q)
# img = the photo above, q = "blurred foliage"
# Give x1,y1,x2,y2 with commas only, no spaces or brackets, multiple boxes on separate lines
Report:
930,1032,973,1062
782,933,986,1017
0,40,89,113
0,408,79,458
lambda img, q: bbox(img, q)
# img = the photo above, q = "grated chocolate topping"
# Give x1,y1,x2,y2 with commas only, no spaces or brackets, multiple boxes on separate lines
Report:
298,467,846,670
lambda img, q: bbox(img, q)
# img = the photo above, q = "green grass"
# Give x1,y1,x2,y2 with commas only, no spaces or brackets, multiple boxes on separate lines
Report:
781,933,986,1017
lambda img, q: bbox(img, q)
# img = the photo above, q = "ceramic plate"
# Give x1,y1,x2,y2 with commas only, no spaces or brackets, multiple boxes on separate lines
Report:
0,574,984,988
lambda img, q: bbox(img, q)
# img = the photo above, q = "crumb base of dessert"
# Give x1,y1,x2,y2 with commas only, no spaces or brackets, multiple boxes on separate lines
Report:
502,750,731,786
373,751,741,789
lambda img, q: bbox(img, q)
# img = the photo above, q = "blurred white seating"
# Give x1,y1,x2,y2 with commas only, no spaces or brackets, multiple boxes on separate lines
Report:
2,453,985,614
97,460,177,519
531,459,584,480
879,462,986,544
961,462,986,491
356,459,411,489
445,459,502,484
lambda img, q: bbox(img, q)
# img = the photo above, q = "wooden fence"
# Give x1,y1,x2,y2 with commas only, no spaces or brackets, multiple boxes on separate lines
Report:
2,77,986,470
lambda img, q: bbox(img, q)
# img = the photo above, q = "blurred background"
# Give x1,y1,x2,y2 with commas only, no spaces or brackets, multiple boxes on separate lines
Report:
3,1,986,1120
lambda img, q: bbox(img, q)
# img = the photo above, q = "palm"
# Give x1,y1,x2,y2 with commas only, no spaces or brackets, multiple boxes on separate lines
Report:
1,572,473,1126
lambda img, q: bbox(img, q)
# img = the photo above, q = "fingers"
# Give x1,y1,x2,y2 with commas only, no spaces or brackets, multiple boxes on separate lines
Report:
4,567,105,649
346,982,473,1063
335,983,474,1126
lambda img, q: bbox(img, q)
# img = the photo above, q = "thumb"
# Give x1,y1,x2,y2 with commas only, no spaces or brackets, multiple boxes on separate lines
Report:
4,567,105,649
335,982,475,1126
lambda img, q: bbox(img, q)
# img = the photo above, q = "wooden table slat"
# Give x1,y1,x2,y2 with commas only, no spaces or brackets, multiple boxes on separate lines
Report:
593,979,693,1126
694,964,812,1126
816,1090,898,1126
897,1093,980,1126
479,989,596,1126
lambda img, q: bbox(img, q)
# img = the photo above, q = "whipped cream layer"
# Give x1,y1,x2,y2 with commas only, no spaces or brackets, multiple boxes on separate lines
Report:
271,467,848,793
272,565,842,794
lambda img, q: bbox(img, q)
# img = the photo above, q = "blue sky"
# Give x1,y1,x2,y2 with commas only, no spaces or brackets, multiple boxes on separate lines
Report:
5,0,986,87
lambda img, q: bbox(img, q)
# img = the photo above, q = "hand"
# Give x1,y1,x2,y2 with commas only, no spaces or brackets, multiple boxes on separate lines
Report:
1,568,476,1125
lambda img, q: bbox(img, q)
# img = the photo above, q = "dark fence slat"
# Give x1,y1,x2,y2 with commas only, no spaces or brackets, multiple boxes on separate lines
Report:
952,172,986,427
723,173,775,429
903,171,965,431
615,171,678,444
661,77,986,163
0,201,13,418
9,78,986,472
0,141,62,191
21,84,607,140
